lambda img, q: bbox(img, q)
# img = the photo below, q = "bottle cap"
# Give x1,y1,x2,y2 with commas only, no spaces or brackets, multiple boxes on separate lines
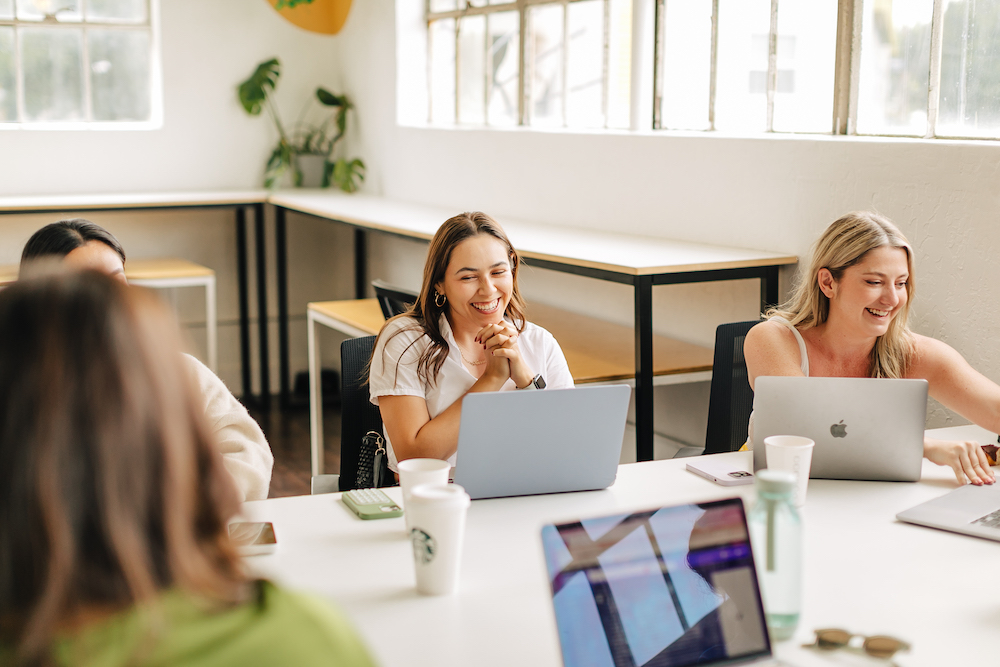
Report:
755,469,796,495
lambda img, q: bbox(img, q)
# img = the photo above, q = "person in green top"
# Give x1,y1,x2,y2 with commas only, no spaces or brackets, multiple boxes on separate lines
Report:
0,269,377,667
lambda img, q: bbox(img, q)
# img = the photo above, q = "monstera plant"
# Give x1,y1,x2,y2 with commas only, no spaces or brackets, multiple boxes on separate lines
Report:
238,58,365,191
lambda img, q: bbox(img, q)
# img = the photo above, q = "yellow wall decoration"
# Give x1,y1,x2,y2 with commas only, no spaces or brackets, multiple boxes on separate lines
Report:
266,0,353,35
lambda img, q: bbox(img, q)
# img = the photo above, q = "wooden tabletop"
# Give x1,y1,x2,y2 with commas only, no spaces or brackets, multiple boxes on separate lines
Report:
272,191,798,277
309,298,713,383
0,258,215,285
0,190,268,212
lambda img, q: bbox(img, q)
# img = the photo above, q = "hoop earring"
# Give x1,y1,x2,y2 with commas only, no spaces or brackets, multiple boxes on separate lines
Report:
434,291,447,308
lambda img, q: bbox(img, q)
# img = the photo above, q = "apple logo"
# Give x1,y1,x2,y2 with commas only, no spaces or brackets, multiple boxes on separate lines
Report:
830,420,848,438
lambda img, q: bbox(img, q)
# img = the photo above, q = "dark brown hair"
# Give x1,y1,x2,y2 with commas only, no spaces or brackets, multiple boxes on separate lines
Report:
377,212,526,385
20,219,126,279
0,271,246,664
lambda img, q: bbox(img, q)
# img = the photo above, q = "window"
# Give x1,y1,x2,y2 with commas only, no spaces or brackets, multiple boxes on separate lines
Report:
419,0,1000,140
856,0,1000,139
654,0,839,134
0,0,158,126
426,0,633,129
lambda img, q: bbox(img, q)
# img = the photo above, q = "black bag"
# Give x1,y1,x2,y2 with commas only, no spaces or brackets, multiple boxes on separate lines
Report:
355,430,393,489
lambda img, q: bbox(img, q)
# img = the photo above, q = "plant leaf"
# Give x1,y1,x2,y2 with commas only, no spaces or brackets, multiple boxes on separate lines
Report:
264,139,294,189
275,0,315,8
238,58,281,116
332,157,366,193
316,88,345,107
336,106,348,137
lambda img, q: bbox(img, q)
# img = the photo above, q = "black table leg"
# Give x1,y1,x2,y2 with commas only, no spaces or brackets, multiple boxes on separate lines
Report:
354,228,367,300
255,203,270,412
634,275,655,462
236,207,252,404
276,206,290,411
760,265,779,312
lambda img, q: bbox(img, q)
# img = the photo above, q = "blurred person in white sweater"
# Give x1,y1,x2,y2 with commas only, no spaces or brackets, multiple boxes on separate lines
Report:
19,219,273,500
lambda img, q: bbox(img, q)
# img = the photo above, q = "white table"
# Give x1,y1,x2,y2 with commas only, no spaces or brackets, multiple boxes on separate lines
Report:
241,424,998,666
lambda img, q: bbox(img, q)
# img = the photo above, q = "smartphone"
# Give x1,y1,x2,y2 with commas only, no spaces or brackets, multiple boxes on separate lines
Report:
343,488,403,520
228,521,278,556
686,460,755,486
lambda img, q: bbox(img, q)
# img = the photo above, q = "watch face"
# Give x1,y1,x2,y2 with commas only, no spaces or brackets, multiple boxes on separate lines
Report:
535,375,546,390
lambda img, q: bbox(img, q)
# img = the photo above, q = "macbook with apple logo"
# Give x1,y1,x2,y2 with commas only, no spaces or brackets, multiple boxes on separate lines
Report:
751,376,927,482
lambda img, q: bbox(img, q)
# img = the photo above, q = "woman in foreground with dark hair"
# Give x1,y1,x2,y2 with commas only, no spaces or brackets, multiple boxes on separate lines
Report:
0,271,375,666
369,211,575,473
19,219,273,501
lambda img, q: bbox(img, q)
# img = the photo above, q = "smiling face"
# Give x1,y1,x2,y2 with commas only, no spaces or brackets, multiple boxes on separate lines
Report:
821,245,909,339
64,240,127,285
435,233,513,336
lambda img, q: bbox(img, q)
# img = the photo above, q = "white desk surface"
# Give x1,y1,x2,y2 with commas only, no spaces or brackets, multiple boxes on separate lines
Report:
242,424,997,667
269,191,799,277
0,190,268,211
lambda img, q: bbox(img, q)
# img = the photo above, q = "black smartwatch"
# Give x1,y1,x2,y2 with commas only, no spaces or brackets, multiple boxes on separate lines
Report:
519,374,546,390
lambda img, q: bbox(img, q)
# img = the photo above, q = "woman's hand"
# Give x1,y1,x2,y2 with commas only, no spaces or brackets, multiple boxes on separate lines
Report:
476,321,534,388
924,437,996,486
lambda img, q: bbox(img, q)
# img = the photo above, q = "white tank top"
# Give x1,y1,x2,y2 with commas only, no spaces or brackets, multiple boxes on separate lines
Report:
742,316,810,450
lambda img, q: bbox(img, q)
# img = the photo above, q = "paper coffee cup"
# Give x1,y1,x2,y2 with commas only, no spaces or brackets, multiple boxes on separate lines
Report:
764,435,815,507
407,483,471,596
398,458,451,532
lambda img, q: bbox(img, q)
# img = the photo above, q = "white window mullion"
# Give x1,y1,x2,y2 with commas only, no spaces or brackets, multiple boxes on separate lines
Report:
708,0,718,130
520,2,530,125
484,12,490,124
651,0,665,129
765,0,778,132
82,14,94,121
561,0,568,127
14,25,24,122
925,0,945,138
426,0,433,124
601,0,610,128
454,18,461,123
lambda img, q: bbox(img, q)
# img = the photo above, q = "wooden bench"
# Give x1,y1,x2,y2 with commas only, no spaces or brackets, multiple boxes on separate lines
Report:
306,298,713,475
1,258,218,372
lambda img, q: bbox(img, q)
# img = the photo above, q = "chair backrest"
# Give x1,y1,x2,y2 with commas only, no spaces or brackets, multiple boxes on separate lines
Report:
703,320,762,455
372,279,418,319
339,335,385,490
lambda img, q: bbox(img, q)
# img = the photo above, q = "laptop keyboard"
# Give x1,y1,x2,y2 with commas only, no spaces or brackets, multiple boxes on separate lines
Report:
972,508,1000,529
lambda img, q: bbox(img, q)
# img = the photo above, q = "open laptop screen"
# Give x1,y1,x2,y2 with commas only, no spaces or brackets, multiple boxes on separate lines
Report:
541,499,771,667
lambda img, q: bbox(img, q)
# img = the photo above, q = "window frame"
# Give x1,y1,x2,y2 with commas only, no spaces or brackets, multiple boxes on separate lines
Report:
425,0,621,129
0,0,162,130
421,0,1000,141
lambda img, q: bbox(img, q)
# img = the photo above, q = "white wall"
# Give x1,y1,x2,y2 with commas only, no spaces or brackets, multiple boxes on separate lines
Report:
0,0,358,394
333,2,1000,449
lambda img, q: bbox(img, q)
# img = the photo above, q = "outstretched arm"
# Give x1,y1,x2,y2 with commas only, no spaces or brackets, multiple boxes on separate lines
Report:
911,334,1000,485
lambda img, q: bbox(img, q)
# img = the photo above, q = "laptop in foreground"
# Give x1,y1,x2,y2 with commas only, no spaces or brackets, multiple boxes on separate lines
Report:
752,376,927,482
541,497,787,667
452,384,630,500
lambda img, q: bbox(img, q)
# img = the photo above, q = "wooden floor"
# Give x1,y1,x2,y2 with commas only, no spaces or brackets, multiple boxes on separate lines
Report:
249,403,342,499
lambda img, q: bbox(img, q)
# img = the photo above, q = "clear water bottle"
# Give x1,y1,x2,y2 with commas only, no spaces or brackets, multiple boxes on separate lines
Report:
748,469,802,641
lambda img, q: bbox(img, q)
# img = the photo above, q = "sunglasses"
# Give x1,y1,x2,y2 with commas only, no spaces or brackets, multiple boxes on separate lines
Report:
803,628,911,660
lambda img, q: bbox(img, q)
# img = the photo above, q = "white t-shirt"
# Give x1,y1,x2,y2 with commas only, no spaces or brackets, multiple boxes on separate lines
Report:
369,314,574,471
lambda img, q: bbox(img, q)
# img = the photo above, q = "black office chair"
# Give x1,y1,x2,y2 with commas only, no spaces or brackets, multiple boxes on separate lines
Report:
338,335,394,490
372,279,418,319
703,320,763,455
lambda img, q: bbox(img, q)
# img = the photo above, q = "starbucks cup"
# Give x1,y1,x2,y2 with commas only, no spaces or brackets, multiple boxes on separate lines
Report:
397,458,451,532
764,435,815,507
407,483,471,596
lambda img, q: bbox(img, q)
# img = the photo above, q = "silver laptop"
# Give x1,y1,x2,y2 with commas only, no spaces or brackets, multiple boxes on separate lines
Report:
541,498,789,666
897,481,1000,541
752,376,927,482
452,385,630,500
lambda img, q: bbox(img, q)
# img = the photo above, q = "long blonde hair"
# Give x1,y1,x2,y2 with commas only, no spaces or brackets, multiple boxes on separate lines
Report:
768,211,915,378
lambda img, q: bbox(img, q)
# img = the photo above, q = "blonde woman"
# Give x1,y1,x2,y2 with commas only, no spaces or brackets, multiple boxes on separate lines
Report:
744,211,999,486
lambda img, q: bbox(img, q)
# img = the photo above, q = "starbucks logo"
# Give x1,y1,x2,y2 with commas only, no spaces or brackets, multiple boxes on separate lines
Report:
410,528,436,564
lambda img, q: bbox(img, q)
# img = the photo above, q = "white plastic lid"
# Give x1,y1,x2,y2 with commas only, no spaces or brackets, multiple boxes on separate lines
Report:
407,483,471,508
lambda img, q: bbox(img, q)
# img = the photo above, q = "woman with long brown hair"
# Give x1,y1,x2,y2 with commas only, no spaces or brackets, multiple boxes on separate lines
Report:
745,211,1000,486
0,271,375,666
369,212,574,472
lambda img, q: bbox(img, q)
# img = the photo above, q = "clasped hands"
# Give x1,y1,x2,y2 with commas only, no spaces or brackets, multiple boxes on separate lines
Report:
474,321,534,389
